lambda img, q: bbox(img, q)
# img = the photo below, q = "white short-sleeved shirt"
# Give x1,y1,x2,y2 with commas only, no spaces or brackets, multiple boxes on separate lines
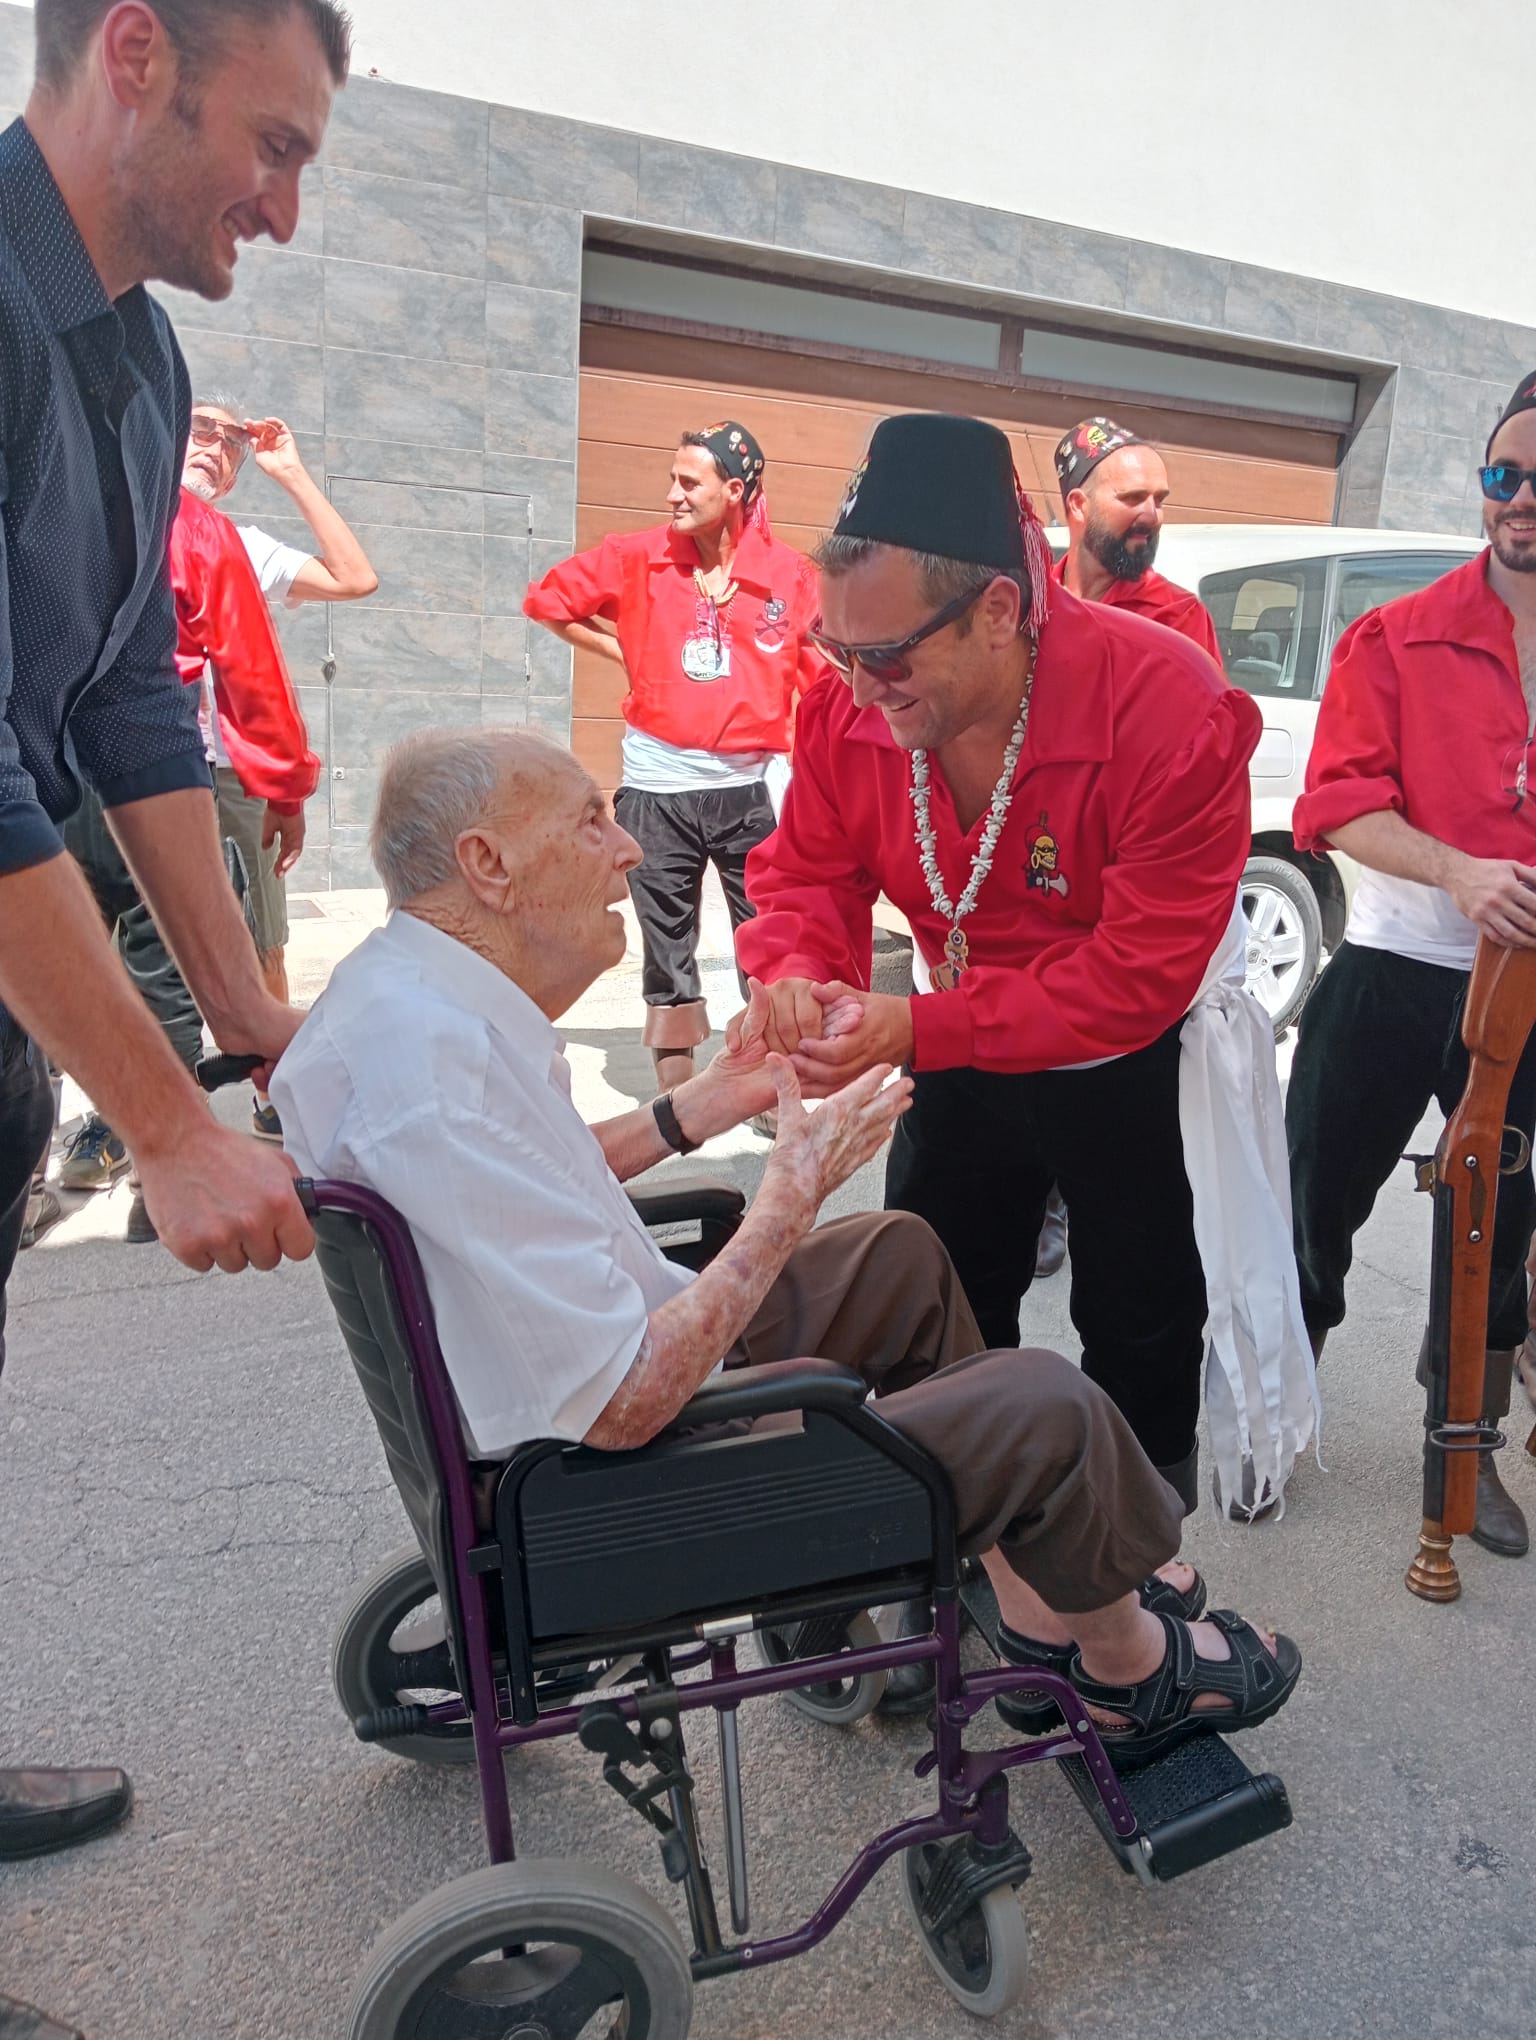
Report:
270,912,694,1457
199,521,314,765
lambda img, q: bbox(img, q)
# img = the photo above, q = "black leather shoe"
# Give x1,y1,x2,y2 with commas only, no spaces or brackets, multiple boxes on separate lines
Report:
1471,1454,1529,1557
0,1766,133,1860
0,1994,85,2039
1033,1190,1068,1279
876,1599,936,1716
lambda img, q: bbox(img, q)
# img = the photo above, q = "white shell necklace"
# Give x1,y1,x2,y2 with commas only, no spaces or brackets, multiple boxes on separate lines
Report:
909,645,1036,991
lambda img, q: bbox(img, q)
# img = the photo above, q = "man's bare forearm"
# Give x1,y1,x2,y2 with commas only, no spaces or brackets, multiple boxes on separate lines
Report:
539,618,626,666
594,1069,748,1181
283,468,378,598
106,788,285,1044
1325,809,1463,887
583,1169,812,1448
0,852,208,1158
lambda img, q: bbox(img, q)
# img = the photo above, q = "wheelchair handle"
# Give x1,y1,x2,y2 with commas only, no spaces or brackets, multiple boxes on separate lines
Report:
195,1052,266,1093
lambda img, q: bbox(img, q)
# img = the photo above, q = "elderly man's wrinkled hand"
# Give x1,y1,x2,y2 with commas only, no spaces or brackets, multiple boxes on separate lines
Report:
764,1054,912,1206
729,976,827,1061
696,976,776,1122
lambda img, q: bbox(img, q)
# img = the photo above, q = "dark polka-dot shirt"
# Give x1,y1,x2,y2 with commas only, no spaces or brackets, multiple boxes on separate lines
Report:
0,118,207,879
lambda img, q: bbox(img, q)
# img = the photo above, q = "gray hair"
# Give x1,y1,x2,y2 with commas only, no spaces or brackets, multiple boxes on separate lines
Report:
370,727,568,909
194,391,246,422
814,534,1030,615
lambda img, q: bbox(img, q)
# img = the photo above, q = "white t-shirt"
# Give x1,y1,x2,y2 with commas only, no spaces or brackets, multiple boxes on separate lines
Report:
1341,869,1478,971
619,725,774,795
198,522,313,765
270,911,694,1458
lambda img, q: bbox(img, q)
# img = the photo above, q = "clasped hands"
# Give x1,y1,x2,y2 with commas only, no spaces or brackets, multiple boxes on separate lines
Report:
723,974,914,1100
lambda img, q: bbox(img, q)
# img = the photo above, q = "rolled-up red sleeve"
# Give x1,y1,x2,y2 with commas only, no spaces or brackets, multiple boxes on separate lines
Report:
740,688,880,986
911,688,1260,1072
523,537,624,626
1291,611,1403,853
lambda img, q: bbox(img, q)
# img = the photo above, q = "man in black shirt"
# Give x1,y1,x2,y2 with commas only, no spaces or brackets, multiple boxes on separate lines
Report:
0,5,349,2030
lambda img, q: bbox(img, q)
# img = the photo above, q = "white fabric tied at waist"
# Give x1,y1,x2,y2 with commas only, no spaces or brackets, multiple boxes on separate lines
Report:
1180,899,1321,1517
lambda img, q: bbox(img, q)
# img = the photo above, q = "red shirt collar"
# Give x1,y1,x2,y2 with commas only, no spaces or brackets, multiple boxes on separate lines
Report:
1399,549,1514,661
651,518,778,593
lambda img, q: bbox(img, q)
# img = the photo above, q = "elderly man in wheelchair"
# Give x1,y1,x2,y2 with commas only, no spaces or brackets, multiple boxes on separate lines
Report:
271,726,1301,2038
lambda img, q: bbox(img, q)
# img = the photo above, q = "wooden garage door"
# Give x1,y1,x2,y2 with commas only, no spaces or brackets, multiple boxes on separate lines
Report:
571,323,1341,791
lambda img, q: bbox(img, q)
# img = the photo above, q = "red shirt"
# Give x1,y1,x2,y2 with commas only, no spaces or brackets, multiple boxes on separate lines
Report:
523,521,824,754
1294,551,1536,861
1053,555,1222,663
170,492,319,815
739,587,1260,1073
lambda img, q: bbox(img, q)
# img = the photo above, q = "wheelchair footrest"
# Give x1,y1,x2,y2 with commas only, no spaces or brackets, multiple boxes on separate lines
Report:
1062,1733,1292,1883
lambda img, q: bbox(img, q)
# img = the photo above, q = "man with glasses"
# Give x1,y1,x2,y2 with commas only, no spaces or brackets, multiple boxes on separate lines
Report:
1285,372,1536,1561
525,424,823,1097
736,413,1265,1525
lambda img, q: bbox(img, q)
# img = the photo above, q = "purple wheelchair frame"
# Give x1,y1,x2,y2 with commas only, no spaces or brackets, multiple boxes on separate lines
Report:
305,1177,1143,1983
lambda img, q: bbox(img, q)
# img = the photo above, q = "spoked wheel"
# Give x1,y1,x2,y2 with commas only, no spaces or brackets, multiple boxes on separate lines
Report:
349,1859,694,2039
901,1842,1031,2018
758,1609,886,1725
332,1550,476,1766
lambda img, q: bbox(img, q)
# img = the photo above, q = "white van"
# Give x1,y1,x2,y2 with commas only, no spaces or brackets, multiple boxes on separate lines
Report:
1150,526,1480,1028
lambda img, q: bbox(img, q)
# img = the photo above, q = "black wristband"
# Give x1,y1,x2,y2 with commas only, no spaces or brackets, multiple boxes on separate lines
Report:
653,1089,701,1156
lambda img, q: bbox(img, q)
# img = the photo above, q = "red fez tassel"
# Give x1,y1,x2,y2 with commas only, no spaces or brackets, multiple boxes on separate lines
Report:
1014,470,1053,637
748,484,771,537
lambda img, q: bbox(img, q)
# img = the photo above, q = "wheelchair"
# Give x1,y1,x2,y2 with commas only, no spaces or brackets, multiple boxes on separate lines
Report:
304,1170,1295,2037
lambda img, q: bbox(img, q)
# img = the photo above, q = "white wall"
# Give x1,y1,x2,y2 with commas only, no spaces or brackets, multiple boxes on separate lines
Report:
334,0,1518,328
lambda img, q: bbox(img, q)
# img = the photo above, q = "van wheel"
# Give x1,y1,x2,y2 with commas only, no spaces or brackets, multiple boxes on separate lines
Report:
1240,855,1322,1034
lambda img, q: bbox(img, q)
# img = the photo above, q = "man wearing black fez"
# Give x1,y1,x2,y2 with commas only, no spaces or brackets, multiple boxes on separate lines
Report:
738,414,1319,1548
1287,372,1536,1559
526,424,823,1095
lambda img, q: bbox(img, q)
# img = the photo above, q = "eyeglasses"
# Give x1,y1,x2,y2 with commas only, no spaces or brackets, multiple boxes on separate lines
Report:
809,582,993,686
189,416,249,464
1479,464,1536,504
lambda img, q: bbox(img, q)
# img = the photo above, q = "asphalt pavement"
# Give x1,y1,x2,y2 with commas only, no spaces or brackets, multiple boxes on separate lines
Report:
5,881,1535,2038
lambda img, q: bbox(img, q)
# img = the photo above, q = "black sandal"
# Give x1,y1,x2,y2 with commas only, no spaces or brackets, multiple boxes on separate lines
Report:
992,1570,1207,1734
1069,1608,1301,1771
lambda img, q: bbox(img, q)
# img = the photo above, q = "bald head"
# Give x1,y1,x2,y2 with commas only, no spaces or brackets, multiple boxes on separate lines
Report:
371,726,576,909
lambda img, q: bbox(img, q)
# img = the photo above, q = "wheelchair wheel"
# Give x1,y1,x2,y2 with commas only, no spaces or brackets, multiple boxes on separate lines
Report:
349,1858,694,2039
759,1610,886,1726
332,1549,475,1766
901,1842,1031,2018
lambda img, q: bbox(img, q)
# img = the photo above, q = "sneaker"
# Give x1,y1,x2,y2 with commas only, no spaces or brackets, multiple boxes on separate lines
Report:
58,1116,130,1191
18,1184,63,1251
125,1185,158,1245
251,1098,283,1142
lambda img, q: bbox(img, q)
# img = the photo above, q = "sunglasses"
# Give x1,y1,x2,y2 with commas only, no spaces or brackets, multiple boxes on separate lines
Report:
189,416,250,464
809,582,993,686
1479,464,1536,504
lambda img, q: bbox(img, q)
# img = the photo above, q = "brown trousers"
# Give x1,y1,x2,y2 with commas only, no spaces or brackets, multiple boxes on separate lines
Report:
727,1211,1182,1615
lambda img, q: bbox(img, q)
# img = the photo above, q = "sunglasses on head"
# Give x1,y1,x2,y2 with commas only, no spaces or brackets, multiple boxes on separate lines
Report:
189,415,249,463
809,581,994,686
1479,463,1536,504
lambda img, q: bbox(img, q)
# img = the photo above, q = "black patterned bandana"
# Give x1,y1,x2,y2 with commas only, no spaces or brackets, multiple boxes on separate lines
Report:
1487,373,1536,461
1053,415,1144,498
695,421,766,505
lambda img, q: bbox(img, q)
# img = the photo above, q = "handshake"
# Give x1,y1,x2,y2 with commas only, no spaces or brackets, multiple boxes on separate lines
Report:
719,974,916,1102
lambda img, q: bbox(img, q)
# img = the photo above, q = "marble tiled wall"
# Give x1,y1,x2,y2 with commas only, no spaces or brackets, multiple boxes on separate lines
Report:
2,5,1531,886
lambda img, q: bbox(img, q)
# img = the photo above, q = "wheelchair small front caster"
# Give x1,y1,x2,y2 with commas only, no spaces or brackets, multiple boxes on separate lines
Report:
348,1859,694,2039
758,1609,886,1725
901,1838,1032,2018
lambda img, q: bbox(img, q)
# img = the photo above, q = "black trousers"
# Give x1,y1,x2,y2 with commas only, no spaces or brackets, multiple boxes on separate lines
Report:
62,787,205,1074
884,1024,1208,1468
0,1016,56,1381
1287,939,1536,1349
613,782,775,1008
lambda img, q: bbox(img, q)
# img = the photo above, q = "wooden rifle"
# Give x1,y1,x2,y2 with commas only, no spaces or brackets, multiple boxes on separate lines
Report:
1406,936,1536,1601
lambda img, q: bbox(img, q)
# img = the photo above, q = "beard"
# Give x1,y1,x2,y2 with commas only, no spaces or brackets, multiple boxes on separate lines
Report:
1083,514,1159,584
1488,510,1536,575
113,88,237,301
181,468,221,502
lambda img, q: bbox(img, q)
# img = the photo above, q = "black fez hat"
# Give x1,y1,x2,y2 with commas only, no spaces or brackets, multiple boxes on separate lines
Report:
833,413,1026,569
1487,373,1536,462
1054,415,1144,498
